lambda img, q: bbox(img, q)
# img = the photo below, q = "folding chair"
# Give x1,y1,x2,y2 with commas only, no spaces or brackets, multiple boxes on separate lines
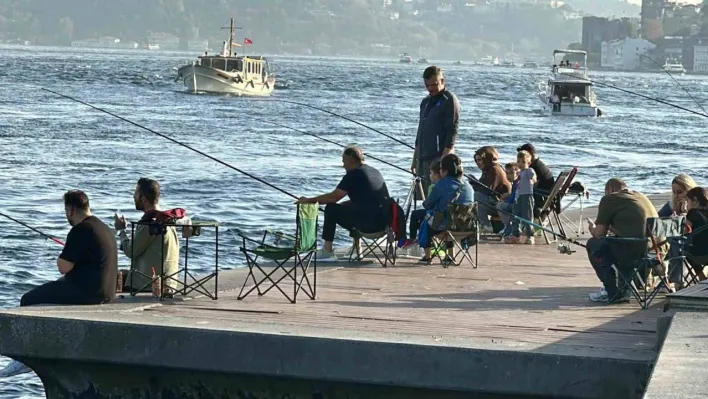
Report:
557,180,589,237
431,203,479,268
348,227,396,267
536,170,571,244
237,203,318,303
608,217,694,309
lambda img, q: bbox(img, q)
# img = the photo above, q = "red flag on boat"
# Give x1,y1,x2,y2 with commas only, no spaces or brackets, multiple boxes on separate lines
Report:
244,38,253,45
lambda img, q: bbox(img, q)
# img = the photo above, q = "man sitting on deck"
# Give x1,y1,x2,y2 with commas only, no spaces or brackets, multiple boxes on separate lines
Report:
297,146,390,261
114,178,182,295
585,178,663,304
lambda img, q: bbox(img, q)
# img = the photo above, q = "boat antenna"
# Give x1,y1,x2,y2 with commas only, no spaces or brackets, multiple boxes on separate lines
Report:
0,210,64,246
559,71,708,118
262,99,415,150
221,17,242,57
42,89,302,201
639,53,708,117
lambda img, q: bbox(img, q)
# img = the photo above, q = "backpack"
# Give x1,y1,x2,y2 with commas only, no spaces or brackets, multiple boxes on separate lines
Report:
383,198,407,241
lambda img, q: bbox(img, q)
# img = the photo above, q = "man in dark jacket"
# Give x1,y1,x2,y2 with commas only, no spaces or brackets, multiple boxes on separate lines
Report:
412,66,461,199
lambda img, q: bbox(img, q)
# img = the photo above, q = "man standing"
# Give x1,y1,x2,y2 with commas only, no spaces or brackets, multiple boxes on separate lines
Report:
412,65,461,198
298,146,390,261
586,178,663,304
21,190,117,306
114,178,181,295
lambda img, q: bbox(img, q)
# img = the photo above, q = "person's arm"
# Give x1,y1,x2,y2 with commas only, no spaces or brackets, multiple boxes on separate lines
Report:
119,224,156,259
301,189,347,205
657,201,672,217
589,197,612,238
530,169,538,186
423,182,442,210
57,226,83,274
440,95,460,156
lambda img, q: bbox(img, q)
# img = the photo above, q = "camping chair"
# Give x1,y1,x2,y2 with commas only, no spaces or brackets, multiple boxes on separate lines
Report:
431,202,479,268
237,203,318,303
557,180,589,237
348,227,396,267
535,170,571,244
607,216,695,309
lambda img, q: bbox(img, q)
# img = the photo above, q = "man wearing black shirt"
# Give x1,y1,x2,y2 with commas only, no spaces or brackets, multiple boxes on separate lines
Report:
412,66,461,199
20,190,118,307
298,146,390,260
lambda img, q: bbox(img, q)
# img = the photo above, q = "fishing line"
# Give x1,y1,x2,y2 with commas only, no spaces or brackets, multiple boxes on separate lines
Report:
42,88,302,202
0,211,65,246
262,99,415,150
559,72,708,118
639,54,708,117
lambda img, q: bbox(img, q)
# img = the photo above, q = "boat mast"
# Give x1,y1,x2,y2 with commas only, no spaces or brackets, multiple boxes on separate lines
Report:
221,17,242,57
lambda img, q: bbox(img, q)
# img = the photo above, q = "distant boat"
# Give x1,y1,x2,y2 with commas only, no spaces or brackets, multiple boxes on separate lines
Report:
417,58,428,64
399,53,413,63
453,61,463,65
662,58,686,75
477,55,499,66
147,44,160,51
522,60,539,69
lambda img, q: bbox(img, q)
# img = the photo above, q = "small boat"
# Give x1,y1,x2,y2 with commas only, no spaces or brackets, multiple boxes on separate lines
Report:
147,44,160,51
417,58,428,64
522,60,538,69
497,59,516,67
537,49,600,117
477,56,499,66
399,53,413,63
453,61,463,65
175,18,275,96
662,58,686,75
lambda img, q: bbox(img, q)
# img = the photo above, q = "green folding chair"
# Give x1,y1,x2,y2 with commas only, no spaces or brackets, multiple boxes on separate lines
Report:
237,203,318,303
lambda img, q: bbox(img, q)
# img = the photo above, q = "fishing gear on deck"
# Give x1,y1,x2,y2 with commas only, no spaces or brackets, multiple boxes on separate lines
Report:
42,89,302,202
0,211,64,246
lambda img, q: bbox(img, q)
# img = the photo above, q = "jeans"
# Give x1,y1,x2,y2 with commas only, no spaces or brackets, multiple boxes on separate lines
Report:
20,277,104,307
409,209,427,241
586,237,624,299
475,191,498,227
496,202,514,235
322,202,385,242
510,194,534,237
416,157,437,201
666,237,684,285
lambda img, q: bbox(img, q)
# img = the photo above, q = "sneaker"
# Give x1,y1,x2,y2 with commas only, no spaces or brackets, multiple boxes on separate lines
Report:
316,250,337,262
524,236,535,245
400,239,417,249
418,256,431,264
0,360,32,378
588,288,609,303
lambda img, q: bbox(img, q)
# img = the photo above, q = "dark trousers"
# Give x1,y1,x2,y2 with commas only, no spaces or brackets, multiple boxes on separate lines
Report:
322,202,384,242
409,209,427,241
586,237,624,299
20,277,103,307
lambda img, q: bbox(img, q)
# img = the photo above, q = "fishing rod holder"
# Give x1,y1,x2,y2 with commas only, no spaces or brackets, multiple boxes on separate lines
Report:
125,220,220,301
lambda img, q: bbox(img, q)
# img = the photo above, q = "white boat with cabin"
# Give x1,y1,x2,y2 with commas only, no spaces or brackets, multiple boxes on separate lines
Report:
399,53,413,63
537,49,600,117
175,18,275,96
662,58,686,75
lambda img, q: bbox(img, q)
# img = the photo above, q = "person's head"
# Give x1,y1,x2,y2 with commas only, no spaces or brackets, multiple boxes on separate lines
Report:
63,190,91,226
134,177,160,211
670,173,697,210
429,159,442,184
516,143,537,160
686,187,708,210
604,178,627,196
516,150,532,170
342,145,364,172
475,146,499,169
423,66,445,96
440,153,463,179
504,162,519,181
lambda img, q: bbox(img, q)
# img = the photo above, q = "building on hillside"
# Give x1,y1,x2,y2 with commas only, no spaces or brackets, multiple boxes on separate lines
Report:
601,37,656,71
582,16,637,54
662,4,700,37
693,44,708,73
650,36,684,66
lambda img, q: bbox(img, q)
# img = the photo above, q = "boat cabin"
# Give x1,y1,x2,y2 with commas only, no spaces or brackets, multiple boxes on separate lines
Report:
550,80,592,104
197,55,272,77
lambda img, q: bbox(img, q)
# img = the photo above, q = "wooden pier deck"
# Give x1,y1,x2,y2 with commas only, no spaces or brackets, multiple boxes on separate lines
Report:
0,193,672,399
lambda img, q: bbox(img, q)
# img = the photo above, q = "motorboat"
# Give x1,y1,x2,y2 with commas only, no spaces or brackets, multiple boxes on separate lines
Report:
537,49,600,117
399,53,413,63
662,58,686,75
175,18,275,96
522,60,539,69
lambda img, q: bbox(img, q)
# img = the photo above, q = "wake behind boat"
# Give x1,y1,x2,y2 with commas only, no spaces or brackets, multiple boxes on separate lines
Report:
537,49,600,117
176,18,275,96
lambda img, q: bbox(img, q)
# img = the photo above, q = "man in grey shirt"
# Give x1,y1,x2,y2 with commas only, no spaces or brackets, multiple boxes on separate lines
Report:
411,66,461,199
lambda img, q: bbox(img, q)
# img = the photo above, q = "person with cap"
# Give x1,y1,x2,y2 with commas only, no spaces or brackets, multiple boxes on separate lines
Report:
517,143,554,216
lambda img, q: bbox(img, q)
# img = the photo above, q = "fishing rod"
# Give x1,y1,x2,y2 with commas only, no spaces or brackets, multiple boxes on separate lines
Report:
42,88,302,202
0,211,65,246
560,71,708,119
263,99,415,150
639,54,708,117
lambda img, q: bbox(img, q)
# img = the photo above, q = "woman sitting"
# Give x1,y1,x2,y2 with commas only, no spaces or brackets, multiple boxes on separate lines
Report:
472,146,511,233
685,187,708,281
657,173,697,289
420,154,473,264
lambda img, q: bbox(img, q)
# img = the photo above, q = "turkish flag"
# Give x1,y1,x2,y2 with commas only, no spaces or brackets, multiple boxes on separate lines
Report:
244,38,253,45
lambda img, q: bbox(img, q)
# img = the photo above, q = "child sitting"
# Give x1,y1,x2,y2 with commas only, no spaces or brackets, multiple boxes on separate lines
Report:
496,163,519,237
402,159,442,248
504,150,537,245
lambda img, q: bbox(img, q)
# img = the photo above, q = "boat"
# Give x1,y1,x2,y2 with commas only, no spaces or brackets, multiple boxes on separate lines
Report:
537,49,600,117
522,60,538,69
175,18,275,96
399,53,413,63
477,55,499,66
662,58,686,75
453,61,463,65
417,58,428,64
147,44,160,51
497,59,515,67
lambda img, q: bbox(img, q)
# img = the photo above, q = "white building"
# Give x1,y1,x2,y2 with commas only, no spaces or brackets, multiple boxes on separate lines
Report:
601,38,656,71
693,45,708,73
